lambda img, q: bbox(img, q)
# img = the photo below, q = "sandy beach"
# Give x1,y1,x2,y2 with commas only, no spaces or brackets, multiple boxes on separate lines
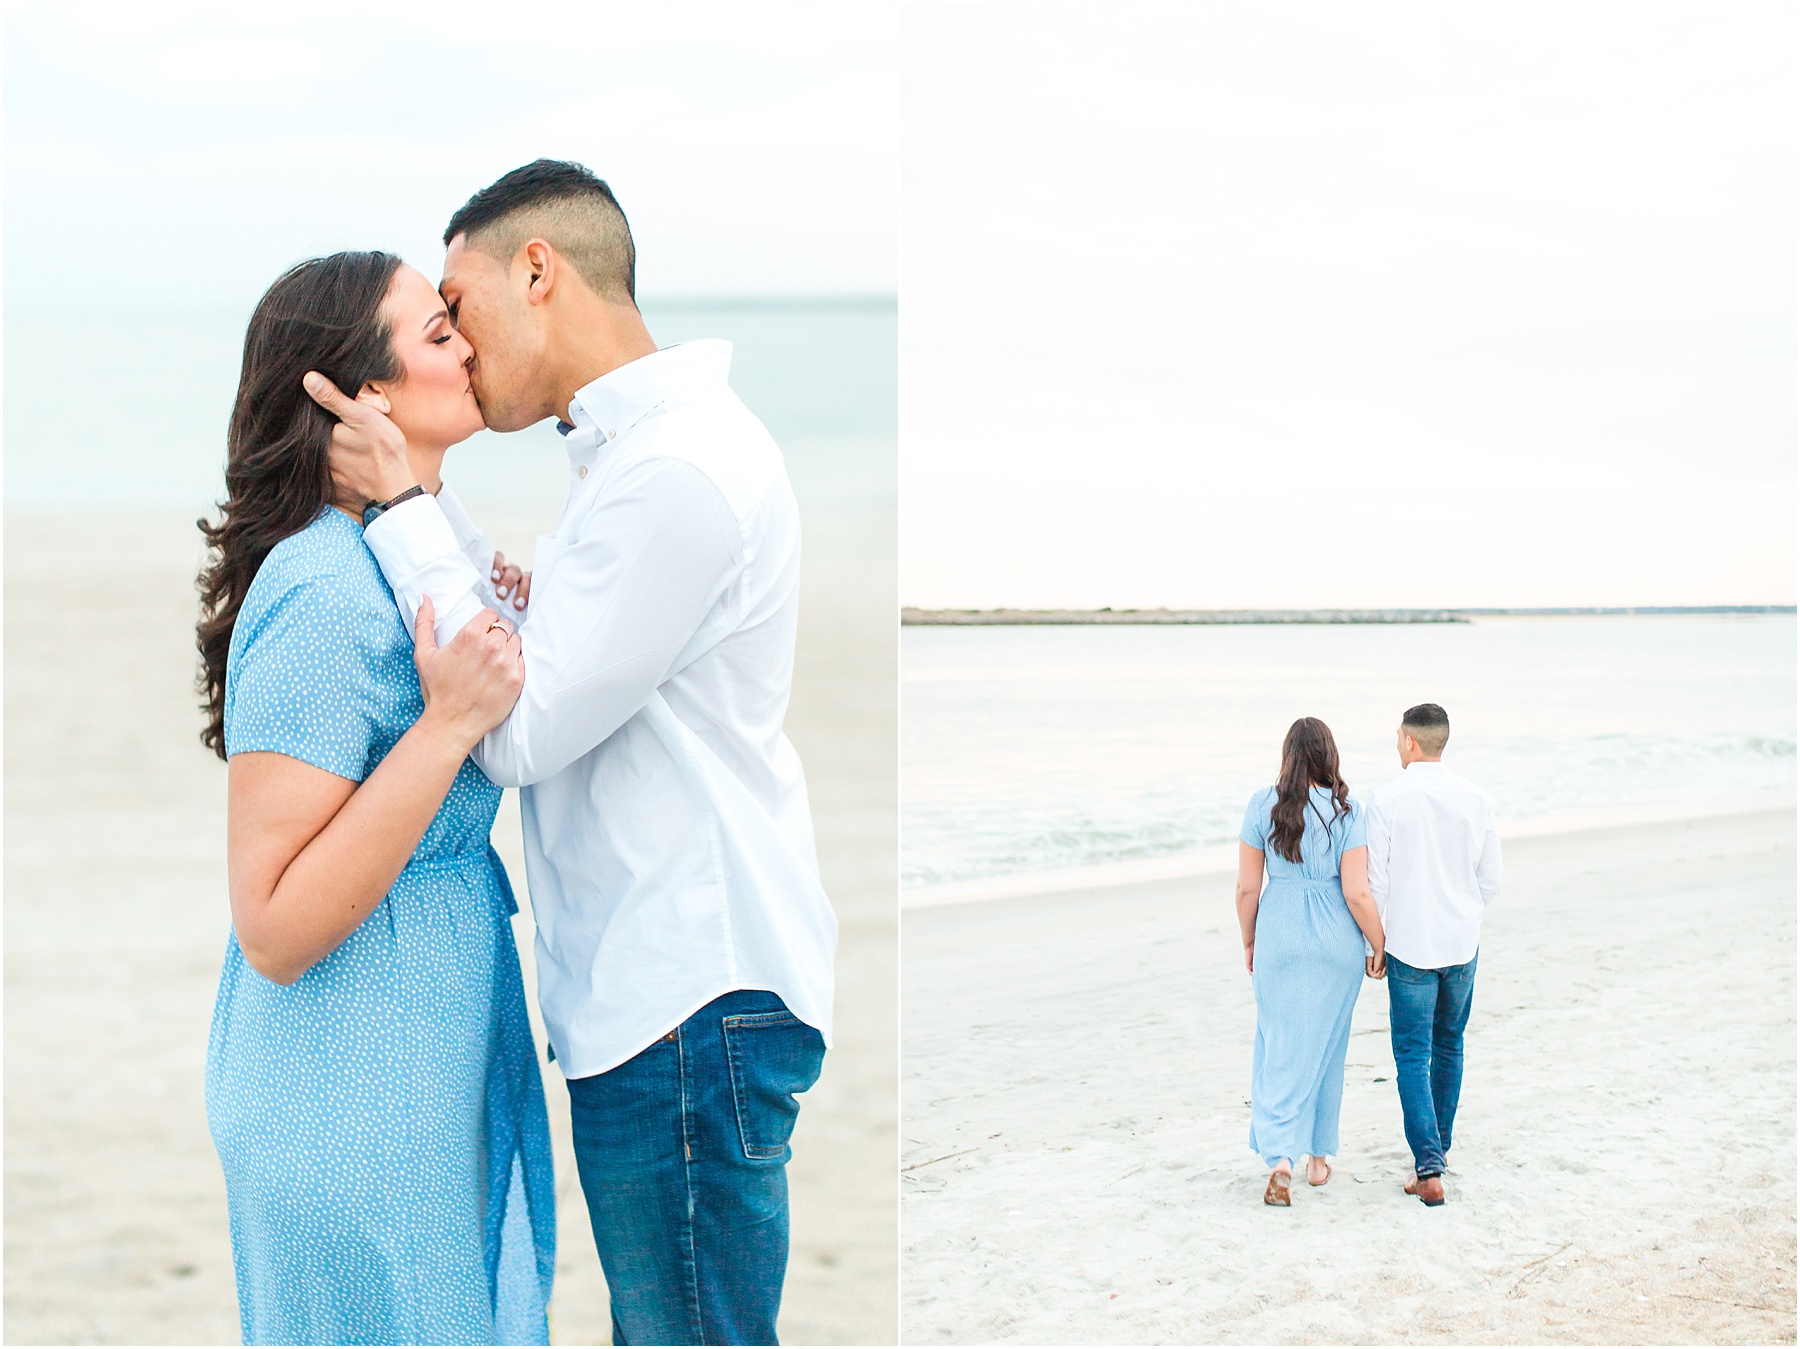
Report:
4,505,896,1345
901,807,1796,1344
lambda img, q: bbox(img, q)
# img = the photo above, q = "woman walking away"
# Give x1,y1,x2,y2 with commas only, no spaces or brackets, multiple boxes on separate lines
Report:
1236,716,1386,1206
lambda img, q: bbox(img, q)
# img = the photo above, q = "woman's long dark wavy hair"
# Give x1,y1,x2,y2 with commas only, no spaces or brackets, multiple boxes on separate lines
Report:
196,251,405,759
1268,716,1352,864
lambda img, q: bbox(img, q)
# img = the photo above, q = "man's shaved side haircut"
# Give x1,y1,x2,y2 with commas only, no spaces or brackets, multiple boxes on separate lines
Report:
1402,702,1451,756
444,159,637,303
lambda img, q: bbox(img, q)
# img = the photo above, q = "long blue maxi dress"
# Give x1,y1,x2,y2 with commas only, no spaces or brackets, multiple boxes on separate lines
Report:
1241,785,1368,1167
205,507,556,1346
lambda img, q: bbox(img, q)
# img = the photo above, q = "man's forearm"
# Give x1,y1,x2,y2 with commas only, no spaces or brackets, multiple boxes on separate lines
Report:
471,638,683,788
384,457,742,789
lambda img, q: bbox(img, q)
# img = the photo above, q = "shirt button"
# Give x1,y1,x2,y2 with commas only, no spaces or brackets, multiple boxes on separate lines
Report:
577,465,588,478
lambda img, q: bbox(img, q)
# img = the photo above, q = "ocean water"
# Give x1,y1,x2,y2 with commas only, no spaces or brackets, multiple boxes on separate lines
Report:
3,297,896,522
901,615,1796,889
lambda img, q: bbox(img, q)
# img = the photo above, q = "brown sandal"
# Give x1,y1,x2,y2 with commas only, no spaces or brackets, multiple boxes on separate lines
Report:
1264,1170,1292,1206
1307,1160,1331,1187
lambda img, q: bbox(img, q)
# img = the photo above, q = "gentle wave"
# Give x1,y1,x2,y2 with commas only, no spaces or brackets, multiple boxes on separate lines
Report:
901,618,1796,890
903,731,1795,889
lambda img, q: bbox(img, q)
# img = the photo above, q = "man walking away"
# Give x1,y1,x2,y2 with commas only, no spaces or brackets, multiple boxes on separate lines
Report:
1366,703,1501,1207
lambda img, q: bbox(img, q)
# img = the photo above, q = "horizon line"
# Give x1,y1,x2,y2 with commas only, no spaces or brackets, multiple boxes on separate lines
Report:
7,291,899,320
901,605,1796,626
642,292,897,310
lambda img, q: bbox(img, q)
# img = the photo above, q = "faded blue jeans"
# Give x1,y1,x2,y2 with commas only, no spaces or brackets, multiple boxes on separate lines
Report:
566,990,826,1346
1386,952,1478,1180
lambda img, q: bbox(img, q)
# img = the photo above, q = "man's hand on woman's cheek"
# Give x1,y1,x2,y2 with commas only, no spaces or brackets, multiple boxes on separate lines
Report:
302,371,418,505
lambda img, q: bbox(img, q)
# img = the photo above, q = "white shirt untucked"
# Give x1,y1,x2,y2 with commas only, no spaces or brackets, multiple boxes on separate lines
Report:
1366,762,1502,970
361,340,836,1078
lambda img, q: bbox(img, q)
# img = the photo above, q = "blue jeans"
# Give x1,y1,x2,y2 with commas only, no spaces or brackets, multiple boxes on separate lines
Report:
1386,952,1478,1179
566,990,826,1346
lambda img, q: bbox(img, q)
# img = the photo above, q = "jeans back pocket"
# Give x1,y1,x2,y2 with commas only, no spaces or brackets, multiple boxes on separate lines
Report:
721,1009,826,1162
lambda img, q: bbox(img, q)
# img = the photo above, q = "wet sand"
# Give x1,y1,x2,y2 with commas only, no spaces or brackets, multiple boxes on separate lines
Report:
901,808,1796,1344
3,504,896,1345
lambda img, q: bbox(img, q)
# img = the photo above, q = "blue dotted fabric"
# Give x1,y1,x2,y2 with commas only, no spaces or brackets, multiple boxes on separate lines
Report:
1239,786,1367,880
206,507,555,1346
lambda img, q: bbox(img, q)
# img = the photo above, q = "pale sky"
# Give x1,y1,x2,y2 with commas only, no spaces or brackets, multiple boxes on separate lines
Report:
900,2,1796,608
6,0,898,309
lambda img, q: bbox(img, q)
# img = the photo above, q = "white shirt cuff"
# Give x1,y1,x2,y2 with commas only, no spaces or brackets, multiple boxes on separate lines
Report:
362,493,488,647
434,483,497,575
435,482,530,623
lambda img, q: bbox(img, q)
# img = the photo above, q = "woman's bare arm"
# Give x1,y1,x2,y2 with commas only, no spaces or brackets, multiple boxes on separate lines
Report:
227,598,522,985
1235,842,1265,974
1339,845,1386,977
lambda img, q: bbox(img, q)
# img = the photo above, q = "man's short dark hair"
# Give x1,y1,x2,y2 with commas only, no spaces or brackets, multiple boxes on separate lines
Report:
1402,703,1450,755
444,159,636,302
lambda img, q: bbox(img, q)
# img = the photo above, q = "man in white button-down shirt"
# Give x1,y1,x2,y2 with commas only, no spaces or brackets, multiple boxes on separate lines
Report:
1366,703,1502,1208
307,161,836,1345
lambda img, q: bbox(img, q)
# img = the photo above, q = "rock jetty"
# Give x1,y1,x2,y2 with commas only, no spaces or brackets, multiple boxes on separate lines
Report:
900,608,1469,625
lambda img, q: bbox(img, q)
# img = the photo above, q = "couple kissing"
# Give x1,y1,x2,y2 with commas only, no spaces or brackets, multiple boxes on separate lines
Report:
196,160,836,1347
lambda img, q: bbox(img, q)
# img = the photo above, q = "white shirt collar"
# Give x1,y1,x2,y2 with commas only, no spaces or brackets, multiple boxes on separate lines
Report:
563,339,733,446
1404,760,1447,773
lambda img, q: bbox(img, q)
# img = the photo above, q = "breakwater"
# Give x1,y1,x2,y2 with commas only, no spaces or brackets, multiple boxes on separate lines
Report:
901,608,1468,625
900,605,1795,626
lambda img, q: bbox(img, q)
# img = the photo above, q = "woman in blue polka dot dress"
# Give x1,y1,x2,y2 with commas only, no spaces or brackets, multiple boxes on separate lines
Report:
1235,717,1387,1208
196,252,555,1345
